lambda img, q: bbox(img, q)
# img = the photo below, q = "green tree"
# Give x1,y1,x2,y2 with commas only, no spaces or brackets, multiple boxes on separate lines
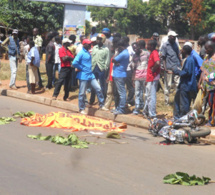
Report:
0,0,64,34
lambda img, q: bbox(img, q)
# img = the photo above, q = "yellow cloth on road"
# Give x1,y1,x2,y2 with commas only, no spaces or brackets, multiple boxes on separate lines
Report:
21,112,126,132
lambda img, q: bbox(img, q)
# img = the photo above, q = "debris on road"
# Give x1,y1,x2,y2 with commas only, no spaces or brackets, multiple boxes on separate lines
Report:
21,112,127,132
163,172,212,186
27,133,90,149
0,117,16,125
13,111,35,118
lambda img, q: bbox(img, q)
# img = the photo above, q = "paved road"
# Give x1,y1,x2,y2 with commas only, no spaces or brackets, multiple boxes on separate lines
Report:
0,96,215,195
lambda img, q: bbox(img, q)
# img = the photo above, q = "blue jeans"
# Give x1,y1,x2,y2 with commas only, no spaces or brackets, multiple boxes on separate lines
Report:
113,77,126,113
79,79,104,111
125,70,135,105
9,56,18,87
134,80,145,113
90,65,106,104
174,88,192,120
52,63,61,85
143,80,158,117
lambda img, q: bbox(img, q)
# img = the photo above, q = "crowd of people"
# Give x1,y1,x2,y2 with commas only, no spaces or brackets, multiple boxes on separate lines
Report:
1,26,215,126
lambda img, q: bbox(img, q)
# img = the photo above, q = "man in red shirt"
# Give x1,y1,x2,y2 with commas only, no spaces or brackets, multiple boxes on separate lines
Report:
143,40,160,118
52,38,74,101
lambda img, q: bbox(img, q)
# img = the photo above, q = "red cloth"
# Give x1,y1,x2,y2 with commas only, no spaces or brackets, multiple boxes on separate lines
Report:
109,57,114,81
146,50,160,82
59,46,74,68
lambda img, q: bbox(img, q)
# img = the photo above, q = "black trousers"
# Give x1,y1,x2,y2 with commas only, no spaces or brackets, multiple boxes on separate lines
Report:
46,62,54,89
53,67,72,100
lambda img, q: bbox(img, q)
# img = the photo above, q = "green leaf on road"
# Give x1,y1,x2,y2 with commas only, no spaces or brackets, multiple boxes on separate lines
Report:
13,111,35,118
0,117,16,125
163,172,211,186
27,133,90,149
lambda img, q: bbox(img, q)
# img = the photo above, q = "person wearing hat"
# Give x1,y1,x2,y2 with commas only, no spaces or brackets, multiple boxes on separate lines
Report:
161,30,181,105
89,33,110,105
2,29,20,89
72,39,105,114
52,38,74,100
102,28,113,57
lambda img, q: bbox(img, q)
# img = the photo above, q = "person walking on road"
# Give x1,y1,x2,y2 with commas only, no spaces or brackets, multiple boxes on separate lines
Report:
2,29,20,89
72,39,105,115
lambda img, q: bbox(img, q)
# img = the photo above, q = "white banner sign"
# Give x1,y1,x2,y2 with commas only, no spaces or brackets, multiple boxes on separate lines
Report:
30,0,127,8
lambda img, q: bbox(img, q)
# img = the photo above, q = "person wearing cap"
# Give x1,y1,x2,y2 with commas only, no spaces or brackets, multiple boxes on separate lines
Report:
161,30,181,105
102,28,113,57
89,33,110,105
172,45,197,120
90,27,98,40
184,42,203,83
72,39,105,114
2,29,20,89
52,38,74,100
152,32,160,50
159,29,180,51
33,28,44,89
45,32,56,89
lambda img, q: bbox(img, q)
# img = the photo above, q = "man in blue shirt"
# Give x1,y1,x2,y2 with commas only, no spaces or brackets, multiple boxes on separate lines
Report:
72,39,105,114
172,45,197,120
112,39,130,115
184,42,203,82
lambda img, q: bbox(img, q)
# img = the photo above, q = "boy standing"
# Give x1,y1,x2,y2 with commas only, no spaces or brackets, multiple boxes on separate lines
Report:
143,40,160,118
131,40,150,114
27,41,40,94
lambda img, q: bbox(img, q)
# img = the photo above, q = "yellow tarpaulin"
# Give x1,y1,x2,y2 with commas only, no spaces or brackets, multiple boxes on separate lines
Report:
21,112,126,132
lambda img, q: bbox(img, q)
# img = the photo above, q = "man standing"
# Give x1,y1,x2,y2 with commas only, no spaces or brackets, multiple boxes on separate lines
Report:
2,29,20,89
112,39,130,115
52,35,62,86
184,42,203,82
45,32,55,89
52,38,74,101
173,45,197,120
33,28,43,88
27,40,40,94
161,31,181,105
90,27,98,39
72,39,105,114
143,40,160,118
90,33,110,105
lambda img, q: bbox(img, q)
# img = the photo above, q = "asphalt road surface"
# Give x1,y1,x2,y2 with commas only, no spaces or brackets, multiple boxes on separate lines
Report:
0,96,215,195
